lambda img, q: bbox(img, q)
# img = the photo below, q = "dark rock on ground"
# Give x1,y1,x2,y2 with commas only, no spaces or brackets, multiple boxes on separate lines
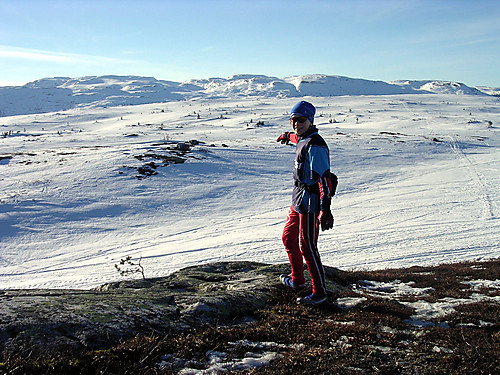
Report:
0,262,346,353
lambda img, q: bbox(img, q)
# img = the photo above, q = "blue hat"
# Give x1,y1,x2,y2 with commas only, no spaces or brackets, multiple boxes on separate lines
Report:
291,101,316,124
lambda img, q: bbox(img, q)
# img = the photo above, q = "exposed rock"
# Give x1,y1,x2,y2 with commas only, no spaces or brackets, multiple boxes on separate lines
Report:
0,262,346,353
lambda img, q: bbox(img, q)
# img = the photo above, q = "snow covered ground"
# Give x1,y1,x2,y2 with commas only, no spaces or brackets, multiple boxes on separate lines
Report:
1,79,499,289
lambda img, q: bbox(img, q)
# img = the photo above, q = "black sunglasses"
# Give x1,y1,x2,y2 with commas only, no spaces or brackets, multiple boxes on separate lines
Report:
290,116,308,124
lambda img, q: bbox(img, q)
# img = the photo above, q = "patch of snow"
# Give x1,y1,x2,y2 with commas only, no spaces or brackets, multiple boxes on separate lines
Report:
356,280,434,297
331,336,353,350
465,279,500,290
404,293,500,326
337,297,368,310
160,340,298,374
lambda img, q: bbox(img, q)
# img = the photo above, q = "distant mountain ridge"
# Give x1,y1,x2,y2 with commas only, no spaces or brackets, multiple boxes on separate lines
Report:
0,73,493,117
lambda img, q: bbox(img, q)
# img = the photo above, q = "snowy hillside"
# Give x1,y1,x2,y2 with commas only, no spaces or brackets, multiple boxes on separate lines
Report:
0,75,187,117
476,86,500,96
0,74,491,117
1,85,499,289
393,80,487,95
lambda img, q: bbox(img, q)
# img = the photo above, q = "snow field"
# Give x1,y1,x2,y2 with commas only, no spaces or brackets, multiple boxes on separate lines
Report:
0,94,499,289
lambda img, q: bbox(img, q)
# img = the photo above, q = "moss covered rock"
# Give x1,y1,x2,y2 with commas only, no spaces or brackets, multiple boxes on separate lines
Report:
0,261,346,352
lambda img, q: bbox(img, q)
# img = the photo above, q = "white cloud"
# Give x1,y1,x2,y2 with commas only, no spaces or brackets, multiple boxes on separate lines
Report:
0,46,72,63
0,46,134,66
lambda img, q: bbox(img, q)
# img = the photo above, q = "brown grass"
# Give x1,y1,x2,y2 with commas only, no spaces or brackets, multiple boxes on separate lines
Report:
1,259,499,374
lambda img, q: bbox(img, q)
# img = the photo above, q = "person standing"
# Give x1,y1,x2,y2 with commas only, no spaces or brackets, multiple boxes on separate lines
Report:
276,101,337,305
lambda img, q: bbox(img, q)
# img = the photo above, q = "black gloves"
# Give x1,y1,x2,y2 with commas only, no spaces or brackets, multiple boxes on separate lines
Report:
276,132,292,144
318,210,334,231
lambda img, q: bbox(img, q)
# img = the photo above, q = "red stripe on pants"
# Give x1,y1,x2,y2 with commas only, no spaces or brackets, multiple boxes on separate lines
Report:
282,205,326,296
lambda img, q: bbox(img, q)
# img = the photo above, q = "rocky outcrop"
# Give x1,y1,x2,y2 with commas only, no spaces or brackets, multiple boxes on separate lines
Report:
0,262,346,352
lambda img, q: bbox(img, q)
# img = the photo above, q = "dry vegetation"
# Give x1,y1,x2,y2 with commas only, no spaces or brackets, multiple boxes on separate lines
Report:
1,259,499,374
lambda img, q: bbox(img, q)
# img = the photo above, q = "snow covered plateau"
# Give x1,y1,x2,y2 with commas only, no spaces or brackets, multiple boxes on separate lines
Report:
0,74,499,289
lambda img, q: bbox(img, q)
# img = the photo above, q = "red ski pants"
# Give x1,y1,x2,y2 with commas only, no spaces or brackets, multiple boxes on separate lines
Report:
282,206,327,296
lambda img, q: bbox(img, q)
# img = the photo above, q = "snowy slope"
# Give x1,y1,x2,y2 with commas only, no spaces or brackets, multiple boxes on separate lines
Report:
286,75,419,96
476,86,500,96
184,74,299,98
0,75,188,117
1,87,499,289
0,74,490,117
393,80,487,95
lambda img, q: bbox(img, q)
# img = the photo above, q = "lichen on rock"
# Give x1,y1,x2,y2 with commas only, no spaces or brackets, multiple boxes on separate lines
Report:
0,261,346,352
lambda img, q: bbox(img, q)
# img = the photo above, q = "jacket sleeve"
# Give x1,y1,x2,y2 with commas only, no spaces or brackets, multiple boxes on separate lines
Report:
308,144,333,211
289,133,299,144
319,172,334,211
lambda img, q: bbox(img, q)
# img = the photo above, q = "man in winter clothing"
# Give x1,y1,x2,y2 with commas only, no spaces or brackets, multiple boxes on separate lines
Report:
276,100,336,305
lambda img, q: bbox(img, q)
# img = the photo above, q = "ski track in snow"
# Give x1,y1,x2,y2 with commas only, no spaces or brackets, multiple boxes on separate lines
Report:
0,94,499,289
447,135,496,220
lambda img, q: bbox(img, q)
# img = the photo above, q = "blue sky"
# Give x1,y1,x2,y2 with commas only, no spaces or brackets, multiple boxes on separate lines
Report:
1,0,499,87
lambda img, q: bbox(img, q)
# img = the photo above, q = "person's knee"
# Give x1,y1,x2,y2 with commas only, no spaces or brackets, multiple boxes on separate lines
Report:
282,233,291,248
282,233,297,250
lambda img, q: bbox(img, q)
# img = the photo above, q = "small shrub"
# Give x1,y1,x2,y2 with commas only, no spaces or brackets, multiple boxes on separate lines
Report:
115,256,145,280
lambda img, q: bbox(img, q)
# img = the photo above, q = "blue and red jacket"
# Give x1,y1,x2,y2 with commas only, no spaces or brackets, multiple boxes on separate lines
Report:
288,127,335,213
